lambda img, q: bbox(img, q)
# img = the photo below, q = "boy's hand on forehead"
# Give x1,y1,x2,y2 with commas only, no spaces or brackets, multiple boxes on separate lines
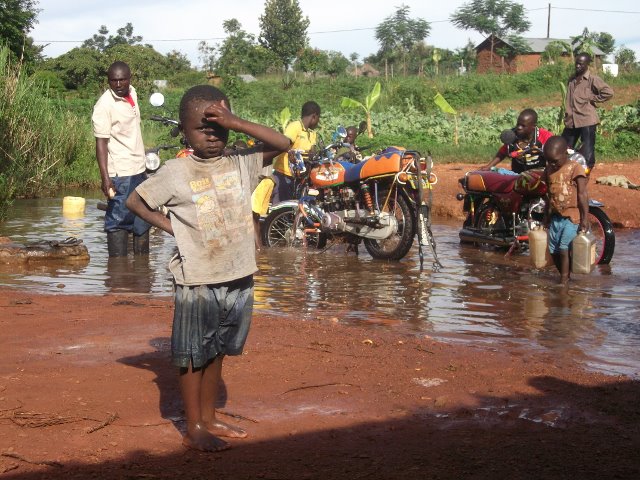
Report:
203,100,238,129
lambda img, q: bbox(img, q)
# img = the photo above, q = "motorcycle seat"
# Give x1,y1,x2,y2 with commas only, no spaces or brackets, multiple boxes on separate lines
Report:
343,160,366,183
465,171,516,193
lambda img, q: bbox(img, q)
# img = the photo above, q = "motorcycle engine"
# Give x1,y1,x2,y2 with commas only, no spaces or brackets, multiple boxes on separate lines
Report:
319,187,357,212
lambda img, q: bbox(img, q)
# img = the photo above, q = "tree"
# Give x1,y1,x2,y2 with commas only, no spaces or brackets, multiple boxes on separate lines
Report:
82,25,109,52
198,41,217,72
42,43,183,92
105,44,173,93
349,52,359,77
258,0,309,71
570,29,616,64
294,47,328,77
108,23,144,48
82,23,144,53
454,39,477,72
570,28,600,58
325,51,350,77
41,47,104,91
432,49,441,76
451,0,530,72
216,19,276,76
592,32,615,57
165,50,192,72
542,40,573,64
375,5,430,76
0,0,42,64
615,46,637,72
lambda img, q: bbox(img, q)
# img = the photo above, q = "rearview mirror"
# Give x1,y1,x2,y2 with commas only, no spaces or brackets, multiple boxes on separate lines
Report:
149,92,165,107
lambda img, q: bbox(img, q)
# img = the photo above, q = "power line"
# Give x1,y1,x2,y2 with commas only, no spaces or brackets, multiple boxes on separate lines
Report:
33,7,640,46
552,7,640,14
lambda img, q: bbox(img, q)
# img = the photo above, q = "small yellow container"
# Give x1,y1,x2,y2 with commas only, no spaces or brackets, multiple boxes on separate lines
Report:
62,196,86,217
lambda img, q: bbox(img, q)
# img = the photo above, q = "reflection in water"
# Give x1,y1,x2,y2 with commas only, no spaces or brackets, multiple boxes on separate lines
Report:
106,256,154,293
0,196,639,378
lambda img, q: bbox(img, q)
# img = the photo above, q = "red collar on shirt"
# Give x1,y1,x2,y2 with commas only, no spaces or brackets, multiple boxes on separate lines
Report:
123,95,135,108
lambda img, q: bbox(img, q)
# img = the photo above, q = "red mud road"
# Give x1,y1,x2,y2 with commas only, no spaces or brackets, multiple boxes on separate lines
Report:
0,288,638,479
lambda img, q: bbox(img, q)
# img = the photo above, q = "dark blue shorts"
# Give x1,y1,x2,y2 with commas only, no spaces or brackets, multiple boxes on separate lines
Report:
171,276,254,369
104,173,151,235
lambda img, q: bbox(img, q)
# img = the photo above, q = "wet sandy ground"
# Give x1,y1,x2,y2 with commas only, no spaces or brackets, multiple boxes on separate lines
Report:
0,288,638,479
2,215,639,378
1,162,640,477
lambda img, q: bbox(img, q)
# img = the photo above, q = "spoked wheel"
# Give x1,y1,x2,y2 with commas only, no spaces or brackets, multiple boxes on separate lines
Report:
588,206,615,264
363,190,415,260
261,206,326,249
474,202,507,246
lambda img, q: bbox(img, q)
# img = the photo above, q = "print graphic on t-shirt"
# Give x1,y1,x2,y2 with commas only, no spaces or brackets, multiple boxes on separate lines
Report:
191,170,247,246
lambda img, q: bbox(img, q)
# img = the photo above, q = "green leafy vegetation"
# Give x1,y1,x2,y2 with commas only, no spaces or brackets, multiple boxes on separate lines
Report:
2,44,639,219
0,47,94,219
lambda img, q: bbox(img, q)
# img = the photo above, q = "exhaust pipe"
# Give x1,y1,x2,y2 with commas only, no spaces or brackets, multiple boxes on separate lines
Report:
459,228,514,247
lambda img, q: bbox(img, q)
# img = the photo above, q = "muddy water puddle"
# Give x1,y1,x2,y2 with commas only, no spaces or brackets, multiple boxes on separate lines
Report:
1,195,639,378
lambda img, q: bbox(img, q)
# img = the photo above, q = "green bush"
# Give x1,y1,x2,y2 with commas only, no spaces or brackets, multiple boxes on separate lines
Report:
0,47,95,218
2,59,638,217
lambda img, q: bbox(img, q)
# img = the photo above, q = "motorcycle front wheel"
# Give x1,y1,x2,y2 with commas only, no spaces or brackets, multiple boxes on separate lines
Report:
261,206,327,249
588,206,615,264
363,190,415,260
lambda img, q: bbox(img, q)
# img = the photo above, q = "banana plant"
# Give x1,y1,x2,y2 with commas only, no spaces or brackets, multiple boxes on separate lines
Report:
340,81,381,138
277,107,291,132
556,81,567,134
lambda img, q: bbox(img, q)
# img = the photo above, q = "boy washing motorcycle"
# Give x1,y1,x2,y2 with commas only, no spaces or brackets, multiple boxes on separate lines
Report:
481,109,553,174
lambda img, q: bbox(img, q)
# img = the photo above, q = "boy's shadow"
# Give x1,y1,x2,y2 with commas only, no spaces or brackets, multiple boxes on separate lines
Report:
117,337,228,434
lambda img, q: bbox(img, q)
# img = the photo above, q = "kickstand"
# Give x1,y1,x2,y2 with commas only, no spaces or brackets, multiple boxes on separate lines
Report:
505,239,518,258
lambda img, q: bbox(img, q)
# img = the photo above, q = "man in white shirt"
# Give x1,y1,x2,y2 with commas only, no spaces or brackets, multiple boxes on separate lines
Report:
92,61,150,256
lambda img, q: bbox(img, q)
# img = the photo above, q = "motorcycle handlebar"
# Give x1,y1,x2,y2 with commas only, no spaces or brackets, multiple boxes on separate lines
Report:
149,115,179,126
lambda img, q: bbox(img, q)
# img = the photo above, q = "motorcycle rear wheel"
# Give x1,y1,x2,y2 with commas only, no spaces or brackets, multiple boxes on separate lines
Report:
261,206,327,249
363,190,415,260
474,202,508,245
588,206,615,264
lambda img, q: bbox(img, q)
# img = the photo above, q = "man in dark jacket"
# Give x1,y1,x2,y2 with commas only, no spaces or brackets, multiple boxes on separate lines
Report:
562,52,613,174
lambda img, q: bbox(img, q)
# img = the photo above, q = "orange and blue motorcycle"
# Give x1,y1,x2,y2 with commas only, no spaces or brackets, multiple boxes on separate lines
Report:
261,128,441,268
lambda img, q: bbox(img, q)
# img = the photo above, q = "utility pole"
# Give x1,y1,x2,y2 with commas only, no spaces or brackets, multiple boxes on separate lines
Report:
547,3,551,38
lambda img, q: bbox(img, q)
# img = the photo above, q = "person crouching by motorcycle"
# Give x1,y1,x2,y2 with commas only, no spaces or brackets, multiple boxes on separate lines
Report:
543,136,589,284
271,101,321,203
334,125,360,163
481,108,553,174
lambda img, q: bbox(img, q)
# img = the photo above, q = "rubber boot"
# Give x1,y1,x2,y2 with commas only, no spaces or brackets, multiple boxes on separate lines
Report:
107,230,129,257
133,230,150,255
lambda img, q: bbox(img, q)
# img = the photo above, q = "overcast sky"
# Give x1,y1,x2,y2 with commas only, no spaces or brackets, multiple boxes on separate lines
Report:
29,0,640,68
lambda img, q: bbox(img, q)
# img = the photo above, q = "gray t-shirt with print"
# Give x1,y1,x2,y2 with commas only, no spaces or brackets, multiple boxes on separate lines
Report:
136,148,263,286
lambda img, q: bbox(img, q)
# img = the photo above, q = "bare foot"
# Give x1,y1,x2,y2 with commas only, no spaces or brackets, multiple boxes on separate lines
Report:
182,422,230,452
205,419,248,438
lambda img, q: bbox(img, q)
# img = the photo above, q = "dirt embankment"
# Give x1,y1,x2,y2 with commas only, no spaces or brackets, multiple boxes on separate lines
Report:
0,289,638,479
431,161,640,228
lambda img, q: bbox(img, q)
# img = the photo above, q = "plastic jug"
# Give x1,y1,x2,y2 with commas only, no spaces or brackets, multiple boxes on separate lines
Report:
529,227,550,269
62,196,85,219
572,231,596,274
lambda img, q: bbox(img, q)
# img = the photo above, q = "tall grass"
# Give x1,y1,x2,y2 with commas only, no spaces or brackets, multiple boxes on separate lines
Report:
0,47,95,220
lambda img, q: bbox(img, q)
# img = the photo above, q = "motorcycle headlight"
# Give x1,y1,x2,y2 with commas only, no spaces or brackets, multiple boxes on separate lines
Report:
145,152,161,171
